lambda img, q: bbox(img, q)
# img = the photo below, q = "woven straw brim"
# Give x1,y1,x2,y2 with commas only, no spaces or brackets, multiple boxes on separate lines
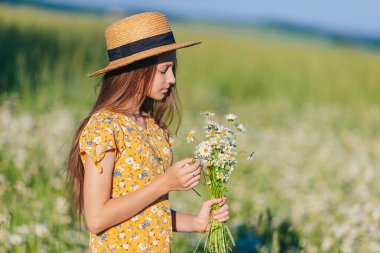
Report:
87,41,201,77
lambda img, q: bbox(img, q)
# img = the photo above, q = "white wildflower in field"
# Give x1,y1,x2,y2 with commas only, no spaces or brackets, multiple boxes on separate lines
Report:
15,181,32,197
58,215,72,225
322,236,333,251
7,234,23,245
35,224,49,238
15,225,29,235
55,196,68,214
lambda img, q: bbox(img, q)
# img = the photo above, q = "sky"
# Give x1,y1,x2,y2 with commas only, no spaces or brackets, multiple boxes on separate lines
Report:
40,0,380,37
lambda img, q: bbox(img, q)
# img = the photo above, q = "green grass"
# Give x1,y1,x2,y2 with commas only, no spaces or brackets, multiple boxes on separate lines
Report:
1,3,380,253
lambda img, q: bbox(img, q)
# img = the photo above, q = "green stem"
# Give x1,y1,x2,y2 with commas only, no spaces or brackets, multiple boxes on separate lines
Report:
201,149,233,253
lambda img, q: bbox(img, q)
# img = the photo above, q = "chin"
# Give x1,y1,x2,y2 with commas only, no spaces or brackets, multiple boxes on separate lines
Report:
149,93,167,101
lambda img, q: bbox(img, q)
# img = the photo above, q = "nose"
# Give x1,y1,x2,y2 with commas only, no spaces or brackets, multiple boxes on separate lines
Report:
167,67,176,87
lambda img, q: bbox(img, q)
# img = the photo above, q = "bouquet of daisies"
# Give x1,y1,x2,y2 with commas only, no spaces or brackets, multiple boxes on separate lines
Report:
187,111,253,253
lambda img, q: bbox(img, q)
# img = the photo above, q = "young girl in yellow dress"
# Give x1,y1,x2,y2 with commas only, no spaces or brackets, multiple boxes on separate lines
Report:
66,12,229,252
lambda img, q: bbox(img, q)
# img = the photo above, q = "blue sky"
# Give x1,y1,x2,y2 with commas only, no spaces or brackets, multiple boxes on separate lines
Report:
41,0,380,37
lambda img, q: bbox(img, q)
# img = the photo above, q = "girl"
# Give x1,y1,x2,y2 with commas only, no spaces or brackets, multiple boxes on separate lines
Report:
66,12,229,252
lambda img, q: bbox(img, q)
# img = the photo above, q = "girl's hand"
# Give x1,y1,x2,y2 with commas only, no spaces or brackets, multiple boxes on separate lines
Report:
196,197,229,232
162,157,201,192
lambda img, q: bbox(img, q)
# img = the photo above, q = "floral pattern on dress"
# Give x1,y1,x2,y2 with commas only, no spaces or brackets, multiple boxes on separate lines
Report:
79,109,174,253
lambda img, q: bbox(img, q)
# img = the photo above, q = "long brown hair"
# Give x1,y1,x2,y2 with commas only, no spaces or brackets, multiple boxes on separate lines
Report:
66,54,182,225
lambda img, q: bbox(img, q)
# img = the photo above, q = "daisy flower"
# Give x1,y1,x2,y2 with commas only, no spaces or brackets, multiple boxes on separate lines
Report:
205,119,218,129
35,224,49,238
209,138,218,148
204,160,212,167
234,122,247,132
200,111,215,117
224,113,238,122
197,142,212,158
186,130,196,143
216,172,225,180
218,126,228,136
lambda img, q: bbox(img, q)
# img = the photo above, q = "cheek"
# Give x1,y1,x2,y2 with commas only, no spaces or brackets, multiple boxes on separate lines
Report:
148,80,162,98
152,76,164,91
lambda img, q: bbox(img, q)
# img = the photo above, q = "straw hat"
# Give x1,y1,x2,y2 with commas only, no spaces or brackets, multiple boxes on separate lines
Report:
87,12,201,77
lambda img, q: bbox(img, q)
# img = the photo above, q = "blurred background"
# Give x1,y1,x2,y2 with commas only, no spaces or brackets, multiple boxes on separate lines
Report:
1,1,380,252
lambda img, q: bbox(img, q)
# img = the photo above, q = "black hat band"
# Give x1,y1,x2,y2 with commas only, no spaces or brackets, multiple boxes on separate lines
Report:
107,31,176,61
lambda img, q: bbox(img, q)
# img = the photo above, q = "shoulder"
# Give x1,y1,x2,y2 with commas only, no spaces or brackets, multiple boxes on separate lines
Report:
87,110,119,126
84,110,125,132
78,110,121,173
80,110,124,144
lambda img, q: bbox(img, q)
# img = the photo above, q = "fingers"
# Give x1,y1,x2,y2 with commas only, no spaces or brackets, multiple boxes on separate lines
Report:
183,167,201,181
174,157,195,168
185,178,200,189
182,164,201,188
213,204,228,216
180,159,201,173
180,161,201,186
213,202,229,222
203,197,224,210
184,174,201,188
169,158,203,191
218,196,227,207
214,214,229,222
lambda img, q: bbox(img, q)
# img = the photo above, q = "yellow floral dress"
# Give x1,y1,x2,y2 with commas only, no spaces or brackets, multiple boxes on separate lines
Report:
79,109,174,253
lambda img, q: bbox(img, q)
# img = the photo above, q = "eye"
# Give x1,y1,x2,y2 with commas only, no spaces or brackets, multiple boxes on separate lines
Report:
160,68,168,74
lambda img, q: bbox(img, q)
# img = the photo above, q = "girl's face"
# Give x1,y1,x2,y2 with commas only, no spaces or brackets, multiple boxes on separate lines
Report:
148,51,176,100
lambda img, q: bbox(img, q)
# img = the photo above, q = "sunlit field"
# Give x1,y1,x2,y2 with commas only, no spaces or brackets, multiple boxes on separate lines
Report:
1,4,380,253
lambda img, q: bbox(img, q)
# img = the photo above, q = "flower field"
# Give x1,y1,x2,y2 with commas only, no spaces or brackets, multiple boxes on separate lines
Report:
1,4,380,253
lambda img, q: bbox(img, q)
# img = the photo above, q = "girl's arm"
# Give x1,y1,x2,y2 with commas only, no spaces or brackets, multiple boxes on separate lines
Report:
171,210,204,232
83,151,201,234
171,197,229,233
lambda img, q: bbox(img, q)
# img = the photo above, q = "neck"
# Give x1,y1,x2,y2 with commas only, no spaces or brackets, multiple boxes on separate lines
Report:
132,110,141,115
124,105,142,116
119,100,144,117
130,108,146,118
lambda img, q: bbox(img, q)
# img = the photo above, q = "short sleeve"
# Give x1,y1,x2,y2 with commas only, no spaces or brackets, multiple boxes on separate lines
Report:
79,113,118,173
